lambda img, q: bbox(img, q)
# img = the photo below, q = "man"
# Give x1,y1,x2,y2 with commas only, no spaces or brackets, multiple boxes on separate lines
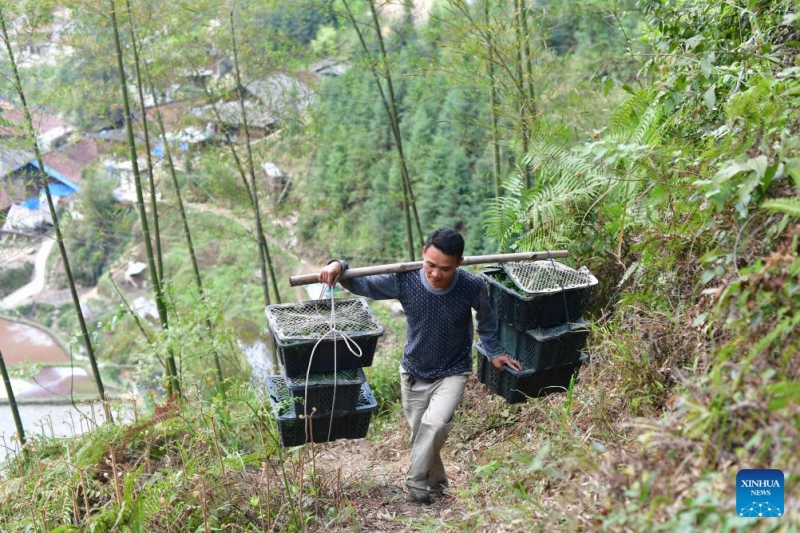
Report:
318,227,522,504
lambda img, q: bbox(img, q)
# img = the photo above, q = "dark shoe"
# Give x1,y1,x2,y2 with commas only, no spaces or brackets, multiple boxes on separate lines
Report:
431,485,451,497
408,487,432,504
430,479,450,495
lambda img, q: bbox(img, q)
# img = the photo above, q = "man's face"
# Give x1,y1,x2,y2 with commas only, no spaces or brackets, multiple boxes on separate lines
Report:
422,245,463,290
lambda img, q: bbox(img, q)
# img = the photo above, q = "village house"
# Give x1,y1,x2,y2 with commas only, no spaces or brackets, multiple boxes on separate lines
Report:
144,101,216,158
4,6,74,70
0,99,72,150
0,99,74,211
1,139,101,235
0,100,72,233
33,138,101,193
190,73,314,139
0,147,34,210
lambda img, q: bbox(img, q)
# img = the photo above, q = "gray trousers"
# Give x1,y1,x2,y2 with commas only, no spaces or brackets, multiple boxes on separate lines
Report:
400,365,470,492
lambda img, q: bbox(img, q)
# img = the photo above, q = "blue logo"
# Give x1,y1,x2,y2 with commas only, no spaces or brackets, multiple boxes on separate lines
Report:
737,469,784,517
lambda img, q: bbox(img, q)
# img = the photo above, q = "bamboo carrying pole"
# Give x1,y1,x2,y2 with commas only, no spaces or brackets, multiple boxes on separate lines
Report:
289,250,569,286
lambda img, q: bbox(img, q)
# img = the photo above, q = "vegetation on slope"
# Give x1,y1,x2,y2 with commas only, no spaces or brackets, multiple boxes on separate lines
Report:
0,0,797,531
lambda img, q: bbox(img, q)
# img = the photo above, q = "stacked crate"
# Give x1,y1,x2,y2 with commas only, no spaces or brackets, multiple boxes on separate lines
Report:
264,297,384,447
478,261,598,404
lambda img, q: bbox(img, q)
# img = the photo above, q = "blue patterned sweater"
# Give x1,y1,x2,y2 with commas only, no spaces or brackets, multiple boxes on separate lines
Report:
336,260,503,381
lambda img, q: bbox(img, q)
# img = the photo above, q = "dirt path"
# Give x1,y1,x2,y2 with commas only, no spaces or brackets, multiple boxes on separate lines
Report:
302,375,521,531
183,201,294,257
313,425,474,531
0,237,56,309
183,201,325,302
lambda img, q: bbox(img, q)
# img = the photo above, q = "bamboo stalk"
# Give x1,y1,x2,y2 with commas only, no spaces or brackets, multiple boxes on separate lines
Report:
143,60,226,386
367,0,425,253
125,0,163,283
108,0,179,397
486,0,501,198
289,250,568,286
342,0,424,259
229,9,272,308
513,0,532,190
0,8,110,419
0,349,26,457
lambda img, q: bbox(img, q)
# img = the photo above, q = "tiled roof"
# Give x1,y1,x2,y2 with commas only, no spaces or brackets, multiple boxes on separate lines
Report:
192,74,315,129
245,74,315,116
37,139,101,189
0,145,33,176
0,187,11,211
0,100,69,138
144,101,195,133
0,147,33,208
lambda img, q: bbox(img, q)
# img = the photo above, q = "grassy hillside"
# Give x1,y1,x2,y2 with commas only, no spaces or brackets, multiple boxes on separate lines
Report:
0,0,797,531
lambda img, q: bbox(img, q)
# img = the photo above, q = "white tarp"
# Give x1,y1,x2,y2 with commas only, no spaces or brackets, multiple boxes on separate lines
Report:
124,261,147,287
131,297,158,320
1,203,51,233
262,162,284,179
105,160,152,203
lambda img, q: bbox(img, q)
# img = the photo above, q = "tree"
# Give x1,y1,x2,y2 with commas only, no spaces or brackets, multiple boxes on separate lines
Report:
229,7,275,309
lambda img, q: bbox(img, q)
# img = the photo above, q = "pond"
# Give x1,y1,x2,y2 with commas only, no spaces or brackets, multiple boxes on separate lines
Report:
1,318,275,465
0,317,96,402
0,402,115,464
0,317,102,464
0,317,70,366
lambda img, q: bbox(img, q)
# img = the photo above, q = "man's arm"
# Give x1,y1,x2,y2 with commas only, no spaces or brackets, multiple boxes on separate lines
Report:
318,260,399,300
475,286,523,372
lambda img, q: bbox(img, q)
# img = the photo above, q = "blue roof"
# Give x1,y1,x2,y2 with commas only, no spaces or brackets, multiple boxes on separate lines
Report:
21,184,76,209
46,184,75,197
29,160,81,193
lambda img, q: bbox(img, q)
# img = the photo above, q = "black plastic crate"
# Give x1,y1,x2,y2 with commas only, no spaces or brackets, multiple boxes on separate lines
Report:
497,319,590,371
278,367,367,416
265,298,384,377
266,376,378,447
475,342,588,404
482,269,596,330
275,336,379,377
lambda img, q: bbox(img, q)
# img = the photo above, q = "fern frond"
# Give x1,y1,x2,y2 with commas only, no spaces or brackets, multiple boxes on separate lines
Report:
533,180,604,219
608,87,658,135
523,137,609,189
762,198,800,217
603,91,665,154
629,191,654,229
498,136,616,248
631,104,664,145
484,173,528,251
515,216,574,252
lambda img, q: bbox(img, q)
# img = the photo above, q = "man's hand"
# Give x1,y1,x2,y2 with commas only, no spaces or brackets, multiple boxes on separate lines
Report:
319,261,343,287
491,354,523,372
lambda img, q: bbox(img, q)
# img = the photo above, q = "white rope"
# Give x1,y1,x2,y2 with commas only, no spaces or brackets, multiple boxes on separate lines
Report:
301,284,363,443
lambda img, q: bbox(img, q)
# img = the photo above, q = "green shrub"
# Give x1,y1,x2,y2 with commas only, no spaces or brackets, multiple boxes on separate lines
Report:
0,262,34,298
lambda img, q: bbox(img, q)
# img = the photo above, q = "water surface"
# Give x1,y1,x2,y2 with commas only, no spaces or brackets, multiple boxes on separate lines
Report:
0,318,69,365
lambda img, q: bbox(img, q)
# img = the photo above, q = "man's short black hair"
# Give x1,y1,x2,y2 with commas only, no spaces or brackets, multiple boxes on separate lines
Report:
425,227,465,258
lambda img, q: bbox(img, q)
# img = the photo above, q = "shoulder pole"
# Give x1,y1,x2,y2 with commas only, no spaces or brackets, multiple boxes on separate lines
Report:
289,250,568,287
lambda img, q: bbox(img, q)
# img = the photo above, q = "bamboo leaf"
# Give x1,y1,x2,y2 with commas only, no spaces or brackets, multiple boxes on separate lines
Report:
702,85,716,110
